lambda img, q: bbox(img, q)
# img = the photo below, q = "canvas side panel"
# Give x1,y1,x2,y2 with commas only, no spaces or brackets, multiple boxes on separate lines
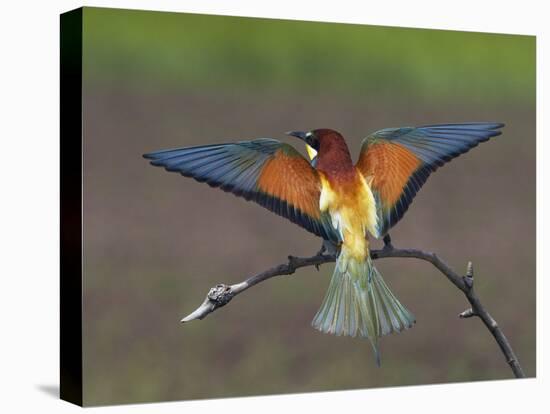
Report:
60,7,83,407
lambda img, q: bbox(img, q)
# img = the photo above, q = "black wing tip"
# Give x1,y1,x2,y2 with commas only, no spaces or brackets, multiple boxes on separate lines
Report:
420,122,505,130
144,157,167,168
488,122,505,132
143,151,177,166
143,151,159,160
419,122,505,141
143,154,175,171
485,122,505,138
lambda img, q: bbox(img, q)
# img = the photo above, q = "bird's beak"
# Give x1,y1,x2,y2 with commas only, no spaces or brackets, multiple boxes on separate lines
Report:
286,131,318,161
286,131,308,141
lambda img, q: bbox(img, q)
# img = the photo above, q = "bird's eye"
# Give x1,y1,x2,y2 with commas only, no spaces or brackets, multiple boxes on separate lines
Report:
306,134,320,150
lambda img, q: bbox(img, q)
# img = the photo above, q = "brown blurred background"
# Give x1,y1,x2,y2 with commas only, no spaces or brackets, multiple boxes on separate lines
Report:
81,7,535,406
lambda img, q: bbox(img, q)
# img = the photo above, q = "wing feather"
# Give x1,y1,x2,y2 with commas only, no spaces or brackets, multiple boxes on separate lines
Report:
145,138,339,242
356,123,503,237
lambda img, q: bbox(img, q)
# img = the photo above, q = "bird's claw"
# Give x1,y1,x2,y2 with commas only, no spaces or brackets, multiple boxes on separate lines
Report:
316,243,326,257
383,234,394,250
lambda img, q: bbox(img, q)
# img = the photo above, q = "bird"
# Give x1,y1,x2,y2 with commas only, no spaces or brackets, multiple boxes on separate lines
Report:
144,122,504,365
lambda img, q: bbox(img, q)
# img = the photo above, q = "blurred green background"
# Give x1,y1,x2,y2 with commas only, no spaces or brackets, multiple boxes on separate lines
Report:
81,7,535,406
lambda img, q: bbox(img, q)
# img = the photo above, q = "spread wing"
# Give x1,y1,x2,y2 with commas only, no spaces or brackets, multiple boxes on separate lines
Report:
144,138,339,242
356,123,504,238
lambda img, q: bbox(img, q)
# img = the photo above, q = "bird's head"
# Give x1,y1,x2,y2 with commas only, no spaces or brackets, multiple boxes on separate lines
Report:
286,130,319,161
286,129,345,163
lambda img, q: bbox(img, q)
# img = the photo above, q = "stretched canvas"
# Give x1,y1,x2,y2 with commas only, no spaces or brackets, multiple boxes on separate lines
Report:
60,6,536,407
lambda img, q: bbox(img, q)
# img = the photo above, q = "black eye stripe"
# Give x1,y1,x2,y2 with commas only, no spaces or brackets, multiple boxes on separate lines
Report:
305,133,318,148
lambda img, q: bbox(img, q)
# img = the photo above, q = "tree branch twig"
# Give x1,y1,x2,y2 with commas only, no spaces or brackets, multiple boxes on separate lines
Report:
181,241,525,378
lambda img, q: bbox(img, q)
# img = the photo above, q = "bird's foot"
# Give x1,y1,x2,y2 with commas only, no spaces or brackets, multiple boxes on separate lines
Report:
315,243,326,257
314,240,338,270
383,234,394,251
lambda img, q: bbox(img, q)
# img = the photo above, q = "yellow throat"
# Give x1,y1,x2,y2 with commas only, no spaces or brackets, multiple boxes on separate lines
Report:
305,144,318,161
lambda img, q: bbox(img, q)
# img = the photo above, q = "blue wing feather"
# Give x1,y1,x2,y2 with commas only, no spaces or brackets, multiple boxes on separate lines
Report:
144,139,340,242
363,122,504,236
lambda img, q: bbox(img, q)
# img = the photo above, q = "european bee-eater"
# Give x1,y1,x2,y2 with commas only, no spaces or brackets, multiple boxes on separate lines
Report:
144,122,503,364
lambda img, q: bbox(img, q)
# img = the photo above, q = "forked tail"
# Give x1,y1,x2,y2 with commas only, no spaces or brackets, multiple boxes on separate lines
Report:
311,249,415,365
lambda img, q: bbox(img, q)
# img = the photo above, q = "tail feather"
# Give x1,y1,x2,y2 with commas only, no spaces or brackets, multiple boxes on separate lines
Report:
371,269,415,334
312,253,415,365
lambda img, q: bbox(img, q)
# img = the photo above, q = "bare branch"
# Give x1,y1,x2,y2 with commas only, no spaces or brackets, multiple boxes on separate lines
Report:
180,243,525,378
459,308,476,318
181,253,336,322
457,261,526,378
